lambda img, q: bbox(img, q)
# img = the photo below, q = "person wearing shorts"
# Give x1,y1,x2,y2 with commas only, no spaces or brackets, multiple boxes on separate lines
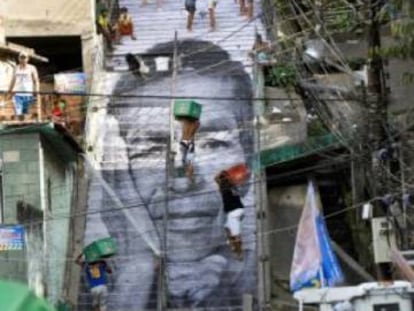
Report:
215,171,244,258
179,118,200,182
247,0,253,19
7,51,40,117
97,9,117,50
76,254,112,311
185,0,196,31
208,0,217,31
117,7,137,40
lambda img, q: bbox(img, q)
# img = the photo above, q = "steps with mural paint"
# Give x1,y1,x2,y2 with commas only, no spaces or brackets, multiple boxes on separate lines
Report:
82,0,264,309
105,0,264,71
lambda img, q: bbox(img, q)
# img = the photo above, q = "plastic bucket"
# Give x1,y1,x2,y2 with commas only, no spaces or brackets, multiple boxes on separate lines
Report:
224,163,249,186
155,57,169,72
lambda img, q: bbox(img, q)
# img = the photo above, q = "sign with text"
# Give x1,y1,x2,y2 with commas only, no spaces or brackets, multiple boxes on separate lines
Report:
0,225,24,251
54,72,86,94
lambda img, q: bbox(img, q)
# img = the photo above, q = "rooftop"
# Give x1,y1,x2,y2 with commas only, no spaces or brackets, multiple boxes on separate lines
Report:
0,122,83,162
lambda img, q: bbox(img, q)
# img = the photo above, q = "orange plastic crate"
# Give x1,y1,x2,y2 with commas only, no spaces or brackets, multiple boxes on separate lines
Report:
224,163,249,186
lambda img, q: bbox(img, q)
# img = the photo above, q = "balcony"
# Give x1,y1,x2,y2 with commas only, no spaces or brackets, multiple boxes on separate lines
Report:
0,93,84,139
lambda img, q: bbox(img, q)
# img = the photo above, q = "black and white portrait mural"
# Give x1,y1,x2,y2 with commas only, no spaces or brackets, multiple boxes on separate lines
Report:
82,0,265,302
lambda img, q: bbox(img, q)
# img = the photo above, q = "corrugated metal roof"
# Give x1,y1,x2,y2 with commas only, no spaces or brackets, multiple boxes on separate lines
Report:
0,43,48,63
260,134,341,168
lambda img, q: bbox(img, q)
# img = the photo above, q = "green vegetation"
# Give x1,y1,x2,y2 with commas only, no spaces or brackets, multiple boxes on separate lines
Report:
379,1,414,82
264,64,297,88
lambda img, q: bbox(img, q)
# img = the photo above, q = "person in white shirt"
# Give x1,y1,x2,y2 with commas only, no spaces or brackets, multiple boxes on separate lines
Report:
7,51,40,116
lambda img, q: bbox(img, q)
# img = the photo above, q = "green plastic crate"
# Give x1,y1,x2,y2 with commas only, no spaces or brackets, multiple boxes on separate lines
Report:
83,237,117,263
56,301,72,311
0,280,55,311
173,100,202,120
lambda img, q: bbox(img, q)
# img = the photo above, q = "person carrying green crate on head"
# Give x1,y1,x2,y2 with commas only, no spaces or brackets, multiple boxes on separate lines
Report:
76,254,112,311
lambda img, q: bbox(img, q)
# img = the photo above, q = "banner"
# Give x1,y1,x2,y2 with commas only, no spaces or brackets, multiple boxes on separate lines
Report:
54,72,86,94
290,181,343,292
315,209,344,287
0,225,24,251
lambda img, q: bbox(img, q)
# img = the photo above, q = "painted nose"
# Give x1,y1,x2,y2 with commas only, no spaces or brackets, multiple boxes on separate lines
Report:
170,168,206,194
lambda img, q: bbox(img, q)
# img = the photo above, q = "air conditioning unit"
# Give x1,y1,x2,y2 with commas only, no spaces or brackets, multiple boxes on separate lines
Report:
371,217,397,264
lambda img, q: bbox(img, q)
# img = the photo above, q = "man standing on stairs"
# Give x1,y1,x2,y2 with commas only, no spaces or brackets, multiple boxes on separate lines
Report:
185,0,196,31
246,0,253,19
208,0,217,31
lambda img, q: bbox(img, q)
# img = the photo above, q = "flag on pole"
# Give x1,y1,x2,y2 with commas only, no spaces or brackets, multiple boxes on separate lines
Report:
290,181,344,292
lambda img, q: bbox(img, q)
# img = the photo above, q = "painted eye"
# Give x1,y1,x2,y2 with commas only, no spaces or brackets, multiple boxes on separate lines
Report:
201,140,230,149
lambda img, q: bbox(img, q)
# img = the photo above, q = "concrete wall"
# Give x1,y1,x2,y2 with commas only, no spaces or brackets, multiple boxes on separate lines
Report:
1,133,41,218
41,138,74,305
0,132,75,305
261,87,307,150
335,38,414,116
3,0,95,36
267,185,307,282
3,0,97,84
266,185,307,309
0,58,15,95
0,133,42,290
0,17,5,44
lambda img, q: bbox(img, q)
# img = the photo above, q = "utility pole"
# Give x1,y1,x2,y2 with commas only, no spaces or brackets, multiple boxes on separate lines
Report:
367,0,388,153
366,0,392,280
399,0,413,251
157,30,178,311
169,31,179,158
252,51,270,310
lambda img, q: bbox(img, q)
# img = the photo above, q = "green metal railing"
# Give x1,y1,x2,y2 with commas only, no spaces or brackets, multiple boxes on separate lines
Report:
260,133,340,168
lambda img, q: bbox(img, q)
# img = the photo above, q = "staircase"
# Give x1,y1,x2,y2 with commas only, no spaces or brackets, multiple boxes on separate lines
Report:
82,0,265,310
106,0,264,72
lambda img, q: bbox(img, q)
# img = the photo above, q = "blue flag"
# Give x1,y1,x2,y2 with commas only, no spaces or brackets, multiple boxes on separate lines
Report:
290,182,344,292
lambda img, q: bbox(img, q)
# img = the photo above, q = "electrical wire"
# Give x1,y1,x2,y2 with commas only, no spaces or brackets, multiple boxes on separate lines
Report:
0,188,399,263
10,151,352,230
4,1,410,309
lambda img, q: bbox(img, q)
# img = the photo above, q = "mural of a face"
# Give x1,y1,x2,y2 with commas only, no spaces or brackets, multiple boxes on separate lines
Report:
85,40,256,310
